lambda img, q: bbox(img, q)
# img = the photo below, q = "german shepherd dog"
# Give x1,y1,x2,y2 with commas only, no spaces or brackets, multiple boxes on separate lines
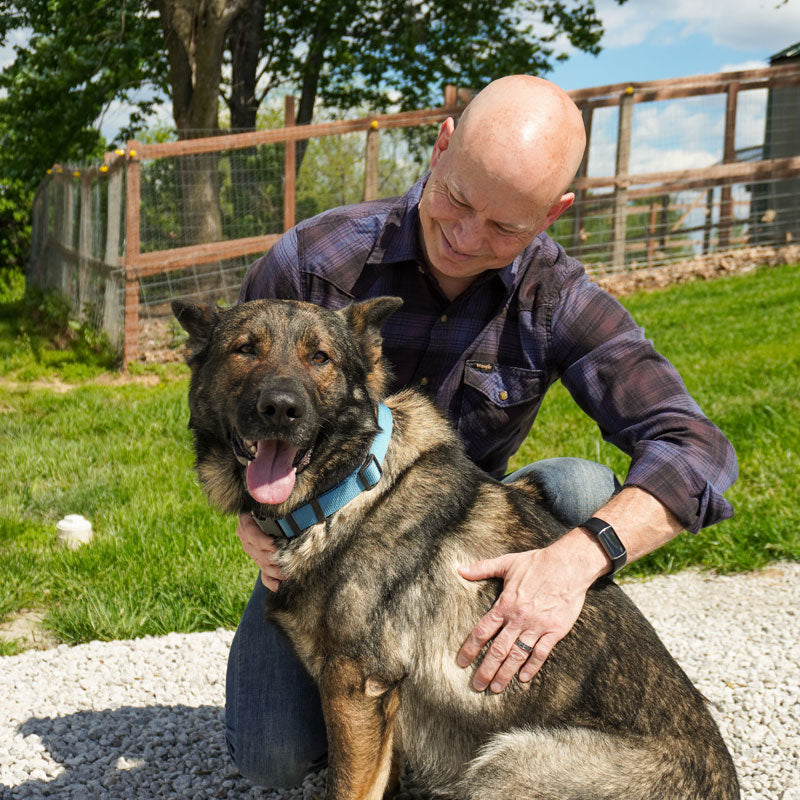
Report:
173,296,739,800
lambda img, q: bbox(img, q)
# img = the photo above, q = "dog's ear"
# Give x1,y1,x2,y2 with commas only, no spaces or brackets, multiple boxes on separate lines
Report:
172,300,218,361
339,297,403,397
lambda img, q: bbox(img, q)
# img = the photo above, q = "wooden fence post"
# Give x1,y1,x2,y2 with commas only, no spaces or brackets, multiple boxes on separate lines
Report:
283,95,296,231
103,166,124,349
611,88,634,270
78,173,92,319
363,124,380,202
59,173,75,298
718,82,739,249
703,188,714,254
123,143,142,369
572,104,594,256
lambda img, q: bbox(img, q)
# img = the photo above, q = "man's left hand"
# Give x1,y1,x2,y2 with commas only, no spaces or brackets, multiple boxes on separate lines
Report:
456,544,590,693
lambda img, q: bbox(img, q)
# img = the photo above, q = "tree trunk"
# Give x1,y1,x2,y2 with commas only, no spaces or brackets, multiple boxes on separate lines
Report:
156,0,250,245
228,0,268,234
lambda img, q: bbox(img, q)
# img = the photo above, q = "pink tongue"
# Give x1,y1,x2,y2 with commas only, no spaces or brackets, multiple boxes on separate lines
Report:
246,440,298,505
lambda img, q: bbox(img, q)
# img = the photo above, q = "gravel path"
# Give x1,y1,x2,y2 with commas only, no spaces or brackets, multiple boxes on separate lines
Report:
1,564,798,800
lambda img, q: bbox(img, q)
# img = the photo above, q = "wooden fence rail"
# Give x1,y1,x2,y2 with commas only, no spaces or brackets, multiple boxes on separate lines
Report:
27,63,800,367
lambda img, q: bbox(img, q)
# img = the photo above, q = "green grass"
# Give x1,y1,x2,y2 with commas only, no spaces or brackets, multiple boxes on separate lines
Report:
1,263,799,651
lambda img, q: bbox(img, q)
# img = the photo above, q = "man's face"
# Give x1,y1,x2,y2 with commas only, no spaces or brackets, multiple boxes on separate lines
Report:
418,122,548,284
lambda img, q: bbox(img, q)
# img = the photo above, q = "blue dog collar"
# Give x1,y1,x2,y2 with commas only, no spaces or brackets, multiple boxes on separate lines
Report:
256,402,393,539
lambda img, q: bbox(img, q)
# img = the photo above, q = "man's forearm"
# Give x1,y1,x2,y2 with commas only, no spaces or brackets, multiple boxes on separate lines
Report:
552,486,684,586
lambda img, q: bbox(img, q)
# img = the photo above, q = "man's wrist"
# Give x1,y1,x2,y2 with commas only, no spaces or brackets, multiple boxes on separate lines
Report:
582,517,627,577
552,527,614,587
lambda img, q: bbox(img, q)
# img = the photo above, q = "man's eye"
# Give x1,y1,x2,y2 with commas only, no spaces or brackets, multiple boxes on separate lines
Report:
449,192,467,208
311,351,329,364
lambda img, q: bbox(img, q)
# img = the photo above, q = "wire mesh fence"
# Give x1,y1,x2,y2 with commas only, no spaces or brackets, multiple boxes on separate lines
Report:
26,66,800,366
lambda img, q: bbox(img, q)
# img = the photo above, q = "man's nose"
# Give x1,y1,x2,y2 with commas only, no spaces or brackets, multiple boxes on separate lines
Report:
452,216,483,253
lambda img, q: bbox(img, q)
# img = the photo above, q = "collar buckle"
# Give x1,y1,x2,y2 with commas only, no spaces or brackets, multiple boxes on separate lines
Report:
357,452,382,490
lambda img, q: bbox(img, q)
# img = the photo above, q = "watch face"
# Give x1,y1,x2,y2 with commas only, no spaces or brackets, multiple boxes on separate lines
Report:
598,528,626,560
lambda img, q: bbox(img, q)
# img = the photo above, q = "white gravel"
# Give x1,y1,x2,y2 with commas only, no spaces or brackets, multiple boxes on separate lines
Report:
1,563,798,800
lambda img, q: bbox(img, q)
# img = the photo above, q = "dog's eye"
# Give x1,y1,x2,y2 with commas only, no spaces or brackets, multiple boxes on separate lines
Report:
235,342,255,356
311,350,329,365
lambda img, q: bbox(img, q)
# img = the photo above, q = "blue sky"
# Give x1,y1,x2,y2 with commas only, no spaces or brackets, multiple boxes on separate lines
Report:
547,0,799,89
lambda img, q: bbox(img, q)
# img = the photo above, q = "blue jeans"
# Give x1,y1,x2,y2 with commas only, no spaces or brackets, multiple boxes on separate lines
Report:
225,457,619,787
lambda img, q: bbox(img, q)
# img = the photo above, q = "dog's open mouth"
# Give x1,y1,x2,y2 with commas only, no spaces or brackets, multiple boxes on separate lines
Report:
232,432,313,505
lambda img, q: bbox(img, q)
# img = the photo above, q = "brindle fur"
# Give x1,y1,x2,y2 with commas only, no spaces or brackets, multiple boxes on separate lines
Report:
173,297,740,800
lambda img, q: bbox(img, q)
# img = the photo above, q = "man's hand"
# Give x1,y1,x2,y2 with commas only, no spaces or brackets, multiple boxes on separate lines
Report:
236,513,286,591
456,542,593,693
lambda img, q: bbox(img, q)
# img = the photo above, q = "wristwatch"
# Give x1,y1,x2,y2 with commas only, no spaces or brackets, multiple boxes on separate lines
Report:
582,517,627,577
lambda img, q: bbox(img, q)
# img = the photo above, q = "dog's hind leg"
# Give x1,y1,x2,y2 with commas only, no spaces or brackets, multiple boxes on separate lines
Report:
455,727,739,800
320,658,402,800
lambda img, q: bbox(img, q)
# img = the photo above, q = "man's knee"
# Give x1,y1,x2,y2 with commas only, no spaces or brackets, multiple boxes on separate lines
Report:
505,457,620,528
227,728,323,789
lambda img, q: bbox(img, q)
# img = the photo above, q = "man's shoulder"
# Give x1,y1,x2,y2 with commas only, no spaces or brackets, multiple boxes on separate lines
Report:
516,232,588,309
295,196,403,254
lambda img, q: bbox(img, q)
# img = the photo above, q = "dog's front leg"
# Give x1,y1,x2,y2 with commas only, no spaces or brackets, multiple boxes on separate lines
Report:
320,657,401,800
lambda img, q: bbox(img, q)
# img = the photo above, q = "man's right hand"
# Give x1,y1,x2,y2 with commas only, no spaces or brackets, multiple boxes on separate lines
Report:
236,513,286,591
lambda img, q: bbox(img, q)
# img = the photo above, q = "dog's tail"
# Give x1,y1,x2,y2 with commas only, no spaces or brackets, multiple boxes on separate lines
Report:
456,726,739,800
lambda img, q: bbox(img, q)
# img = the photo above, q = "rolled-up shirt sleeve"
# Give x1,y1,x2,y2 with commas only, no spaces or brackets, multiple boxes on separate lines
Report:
238,227,302,303
551,269,737,533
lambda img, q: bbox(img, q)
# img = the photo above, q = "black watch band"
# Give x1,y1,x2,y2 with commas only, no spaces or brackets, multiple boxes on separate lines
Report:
583,517,627,577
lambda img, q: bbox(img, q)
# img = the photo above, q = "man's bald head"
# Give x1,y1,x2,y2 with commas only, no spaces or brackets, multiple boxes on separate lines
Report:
447,75,586,208
417,75,587,301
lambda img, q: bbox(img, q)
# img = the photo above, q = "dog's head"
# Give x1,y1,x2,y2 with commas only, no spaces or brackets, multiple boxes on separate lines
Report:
172,297,402,516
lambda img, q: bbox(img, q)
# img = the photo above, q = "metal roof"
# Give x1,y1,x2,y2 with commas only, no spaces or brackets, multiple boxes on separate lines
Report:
770,42,800,63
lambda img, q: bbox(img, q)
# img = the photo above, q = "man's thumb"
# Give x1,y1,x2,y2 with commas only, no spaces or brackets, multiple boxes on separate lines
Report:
458,555,508,581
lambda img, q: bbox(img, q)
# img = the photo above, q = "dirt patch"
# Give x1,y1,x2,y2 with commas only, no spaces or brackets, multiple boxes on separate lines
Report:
595,244,800,297
0,370,183,393
0,608,59,651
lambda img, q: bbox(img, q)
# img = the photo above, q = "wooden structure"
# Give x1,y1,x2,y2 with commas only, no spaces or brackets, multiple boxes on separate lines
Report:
27,63,800,366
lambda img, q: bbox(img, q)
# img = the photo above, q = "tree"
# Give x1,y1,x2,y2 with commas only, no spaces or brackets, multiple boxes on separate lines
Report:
0,0,165,188
155,0,252,242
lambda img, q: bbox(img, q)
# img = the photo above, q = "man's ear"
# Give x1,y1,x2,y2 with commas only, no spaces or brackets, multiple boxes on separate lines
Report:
339,297,403,398
172,300,218,361
430,117,455,170
540,192,575,233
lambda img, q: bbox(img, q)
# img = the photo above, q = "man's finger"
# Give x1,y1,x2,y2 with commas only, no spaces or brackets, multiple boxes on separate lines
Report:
470,628,528,691
486,630,539,693
519,633,560,682
456,605,506,667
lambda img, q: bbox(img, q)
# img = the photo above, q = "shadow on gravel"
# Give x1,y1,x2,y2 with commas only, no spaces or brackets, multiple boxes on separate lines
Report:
9,704,257,799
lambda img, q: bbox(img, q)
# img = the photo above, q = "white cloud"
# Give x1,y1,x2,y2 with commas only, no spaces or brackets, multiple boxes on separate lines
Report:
720,60,769,72
595,0,800,55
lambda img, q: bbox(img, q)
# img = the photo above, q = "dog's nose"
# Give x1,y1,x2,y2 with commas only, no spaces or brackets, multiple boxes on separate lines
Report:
257,387,306,427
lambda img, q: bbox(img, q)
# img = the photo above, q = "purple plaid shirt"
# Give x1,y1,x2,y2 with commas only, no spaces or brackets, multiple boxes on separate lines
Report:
240,177,737,532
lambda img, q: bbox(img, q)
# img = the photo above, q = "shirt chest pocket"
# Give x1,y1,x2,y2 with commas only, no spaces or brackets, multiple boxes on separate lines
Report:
458,361,546,475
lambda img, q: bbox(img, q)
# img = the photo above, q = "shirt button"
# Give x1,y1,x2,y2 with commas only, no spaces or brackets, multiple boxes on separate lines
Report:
440,314,448,323
420,377,429,387
498,390,508,401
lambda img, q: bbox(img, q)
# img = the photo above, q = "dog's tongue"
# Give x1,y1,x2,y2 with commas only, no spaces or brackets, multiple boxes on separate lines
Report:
246,440,298,505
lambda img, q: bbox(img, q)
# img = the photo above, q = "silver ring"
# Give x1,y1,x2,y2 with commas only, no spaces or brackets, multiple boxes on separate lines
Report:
514,638,533,654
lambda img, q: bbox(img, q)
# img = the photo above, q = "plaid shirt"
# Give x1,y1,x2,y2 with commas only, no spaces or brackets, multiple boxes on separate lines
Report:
240,177,737,532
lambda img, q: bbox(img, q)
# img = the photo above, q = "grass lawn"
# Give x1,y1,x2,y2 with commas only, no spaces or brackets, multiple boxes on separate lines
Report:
1,263,799,653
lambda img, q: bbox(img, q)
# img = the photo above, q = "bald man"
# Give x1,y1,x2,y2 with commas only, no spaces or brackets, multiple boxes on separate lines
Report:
227,76,737,788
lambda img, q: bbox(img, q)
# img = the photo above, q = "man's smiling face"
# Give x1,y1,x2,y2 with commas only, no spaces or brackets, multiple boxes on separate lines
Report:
417,139,541,282
416,77,586,299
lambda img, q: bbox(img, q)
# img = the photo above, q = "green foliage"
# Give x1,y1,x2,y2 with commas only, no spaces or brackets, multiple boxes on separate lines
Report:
0,178,33,272
260,0,620,114
0,282,118,380
0,0,166,188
